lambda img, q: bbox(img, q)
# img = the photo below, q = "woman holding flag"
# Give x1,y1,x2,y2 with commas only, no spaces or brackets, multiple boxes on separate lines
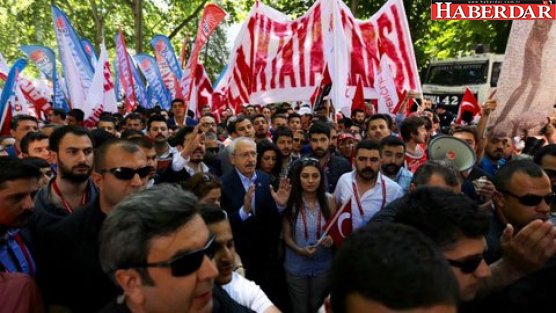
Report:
282,157,335,313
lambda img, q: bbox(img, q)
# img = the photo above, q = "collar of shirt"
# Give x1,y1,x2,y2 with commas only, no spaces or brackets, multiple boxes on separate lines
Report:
185,161,210,176
236,168,257,191
158,145,177,159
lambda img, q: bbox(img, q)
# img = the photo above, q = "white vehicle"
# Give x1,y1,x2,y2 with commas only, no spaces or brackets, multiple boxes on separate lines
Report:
422,53,504,113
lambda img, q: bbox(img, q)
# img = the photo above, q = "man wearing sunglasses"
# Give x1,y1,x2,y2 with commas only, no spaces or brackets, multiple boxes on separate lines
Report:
394,186,556,313
483,159,556,313
99,185,218,313
326,223,459,313
394,187,492,303
33,140,151,312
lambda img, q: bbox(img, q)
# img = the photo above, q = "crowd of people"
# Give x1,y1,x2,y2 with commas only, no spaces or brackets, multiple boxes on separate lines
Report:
2,93,556,313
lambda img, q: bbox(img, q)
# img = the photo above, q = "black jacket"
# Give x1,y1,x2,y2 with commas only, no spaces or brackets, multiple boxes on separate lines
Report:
34,198,119,313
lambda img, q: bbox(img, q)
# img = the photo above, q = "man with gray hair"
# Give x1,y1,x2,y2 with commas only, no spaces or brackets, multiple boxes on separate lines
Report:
221,136,291,310
98,185,218,313
33,139,151,312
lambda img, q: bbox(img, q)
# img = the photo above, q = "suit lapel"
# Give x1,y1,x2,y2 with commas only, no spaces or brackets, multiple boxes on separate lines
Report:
227,170,246,211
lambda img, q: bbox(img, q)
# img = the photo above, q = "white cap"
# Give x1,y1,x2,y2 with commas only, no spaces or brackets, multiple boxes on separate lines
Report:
298,106,313,116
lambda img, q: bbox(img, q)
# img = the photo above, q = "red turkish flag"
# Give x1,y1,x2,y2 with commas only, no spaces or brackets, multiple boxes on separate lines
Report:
455,87,480,124
310,64,332,109
185,4,226,101
322,199,353,247
351,76,365,112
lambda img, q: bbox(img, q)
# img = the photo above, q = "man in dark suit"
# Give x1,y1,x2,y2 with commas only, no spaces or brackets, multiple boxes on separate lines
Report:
34,140,150,312
220,137,290,311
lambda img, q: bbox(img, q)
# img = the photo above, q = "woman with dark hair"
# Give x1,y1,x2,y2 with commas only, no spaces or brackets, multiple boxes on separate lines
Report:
282,157,335,313
181,172,221,206
256,140,282,186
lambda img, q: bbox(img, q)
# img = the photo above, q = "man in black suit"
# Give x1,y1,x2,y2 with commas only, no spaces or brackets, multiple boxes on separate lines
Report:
34,139,151,312
220,137,290,311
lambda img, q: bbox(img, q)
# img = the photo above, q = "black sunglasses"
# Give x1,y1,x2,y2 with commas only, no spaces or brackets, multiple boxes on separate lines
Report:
100,166,154,180
447,255,484,274
130,235,216,277
501,190,555,206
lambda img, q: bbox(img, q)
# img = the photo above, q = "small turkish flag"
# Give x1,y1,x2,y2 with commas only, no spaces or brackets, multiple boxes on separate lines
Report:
322,199,353,247
455,87,481,124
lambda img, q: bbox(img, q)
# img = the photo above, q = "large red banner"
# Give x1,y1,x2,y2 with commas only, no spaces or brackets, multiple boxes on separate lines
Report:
213,0,420,116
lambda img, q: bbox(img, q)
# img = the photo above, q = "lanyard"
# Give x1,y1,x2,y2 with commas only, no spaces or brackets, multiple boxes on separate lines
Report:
51,180,88,214
352,176,386,217
299,201,322,241
0,233,35,276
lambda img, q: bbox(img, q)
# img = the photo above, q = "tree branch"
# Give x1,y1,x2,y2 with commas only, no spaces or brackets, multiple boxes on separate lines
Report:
168,0,208,39
89,0,100,24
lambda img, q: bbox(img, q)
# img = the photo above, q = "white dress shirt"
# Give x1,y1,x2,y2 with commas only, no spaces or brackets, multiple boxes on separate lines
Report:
334,171,403,230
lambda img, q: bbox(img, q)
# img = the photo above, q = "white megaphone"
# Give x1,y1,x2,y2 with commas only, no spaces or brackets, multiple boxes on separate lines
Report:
428,136,476,172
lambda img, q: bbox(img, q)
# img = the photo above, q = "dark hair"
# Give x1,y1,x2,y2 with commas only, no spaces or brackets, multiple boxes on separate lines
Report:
273,126,293,142
367,114,393,130
22,156,50,169
227,115,251,135
120,129,144,140
94,139,141,172
288,112,301,121
308,122,331,138
422,116,432,131
286,158,331,223
380,136,405,151
181,173,221,200
51,108,67,120
354,139,381,156
49,126,94,152
400,116,425,142
271,113,287,124
199,204,228,225
127,137,154,150
394,186,490,248
169,125,195,147
171,98,185,106
99,184,199,285
20,132,48,154
533,144,556,165
68,109,85,122
97,115,117,126
124,113,143,125
0,157,41,189
90,128,117,148
452,125,480,144
256,140,282,178
495,159,546,192
329,223,458,313
146,115,168,131
252,113,266,122
411,161,461,187
10,115,38,131
351,109,364,118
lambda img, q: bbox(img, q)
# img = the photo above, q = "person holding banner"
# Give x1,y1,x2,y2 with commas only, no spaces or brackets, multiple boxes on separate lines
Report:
282,157,335,313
